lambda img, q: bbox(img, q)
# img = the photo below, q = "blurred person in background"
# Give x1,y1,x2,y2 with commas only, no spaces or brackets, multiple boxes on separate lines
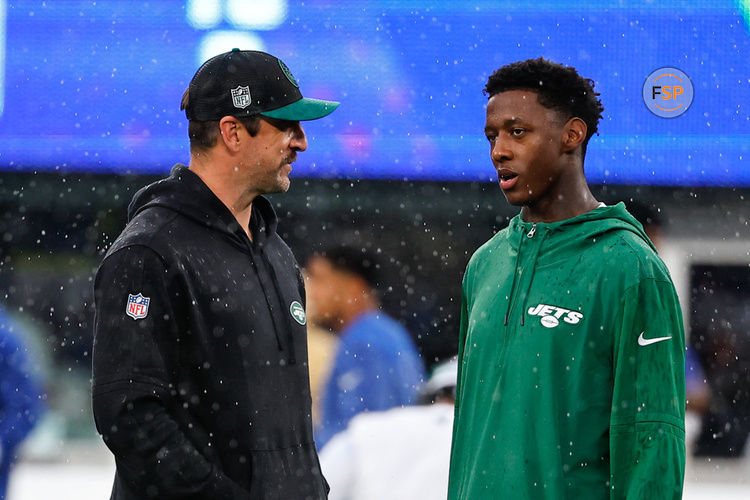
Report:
320,357,457,500
0,306,45,500
626,200,664,251
305,246,425,450
692,305,750,457
306,321,339,428
448,58,685,499
303,268,340,428
92,49,338,499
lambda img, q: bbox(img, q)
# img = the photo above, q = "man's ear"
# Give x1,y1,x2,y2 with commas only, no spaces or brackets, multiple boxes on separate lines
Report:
218,116,242,153
562,117,587,154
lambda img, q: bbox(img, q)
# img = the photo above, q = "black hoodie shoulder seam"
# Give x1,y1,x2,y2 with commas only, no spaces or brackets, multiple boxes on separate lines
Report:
105,209,181,271
103,243,171,273
134,206,182,247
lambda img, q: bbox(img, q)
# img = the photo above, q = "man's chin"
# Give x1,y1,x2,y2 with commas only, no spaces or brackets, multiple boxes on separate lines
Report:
266,174,291,194
500,183,535,207
501,190,526,206
278,165,293,191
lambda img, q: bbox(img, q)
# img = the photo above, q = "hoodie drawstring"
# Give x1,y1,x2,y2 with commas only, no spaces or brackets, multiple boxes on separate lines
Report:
247,250,285,353
260,247,297,365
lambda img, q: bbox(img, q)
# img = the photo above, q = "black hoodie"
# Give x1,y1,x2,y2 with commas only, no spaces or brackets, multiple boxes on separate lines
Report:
92,165,327,499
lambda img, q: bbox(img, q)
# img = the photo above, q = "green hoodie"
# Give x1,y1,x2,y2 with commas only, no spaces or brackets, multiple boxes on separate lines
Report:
448,202,685,500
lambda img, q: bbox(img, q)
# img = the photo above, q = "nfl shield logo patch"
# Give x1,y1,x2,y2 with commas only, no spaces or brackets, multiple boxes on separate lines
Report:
126,293,150,320
231,85,251,109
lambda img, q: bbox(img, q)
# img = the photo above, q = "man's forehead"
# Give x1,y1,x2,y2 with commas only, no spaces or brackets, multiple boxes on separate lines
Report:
487,90,541,111
486,90,561,122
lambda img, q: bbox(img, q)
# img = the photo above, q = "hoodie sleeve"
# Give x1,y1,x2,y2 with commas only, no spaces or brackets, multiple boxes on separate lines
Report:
92,246,251,500
609,277,685,500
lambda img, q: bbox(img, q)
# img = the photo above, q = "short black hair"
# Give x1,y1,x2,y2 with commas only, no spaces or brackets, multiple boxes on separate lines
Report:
316,246,381,288
484,58,605,157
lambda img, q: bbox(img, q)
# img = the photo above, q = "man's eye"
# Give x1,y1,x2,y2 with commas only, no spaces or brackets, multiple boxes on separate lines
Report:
511,128,525,137
485,135,496,143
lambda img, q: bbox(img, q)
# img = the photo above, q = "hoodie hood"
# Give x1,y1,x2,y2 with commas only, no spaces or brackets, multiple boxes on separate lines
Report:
508,202,655,252
127,164,279,243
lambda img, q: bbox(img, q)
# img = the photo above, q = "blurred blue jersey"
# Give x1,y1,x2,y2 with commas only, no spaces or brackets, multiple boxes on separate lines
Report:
315,311,425,450
0,307,45,499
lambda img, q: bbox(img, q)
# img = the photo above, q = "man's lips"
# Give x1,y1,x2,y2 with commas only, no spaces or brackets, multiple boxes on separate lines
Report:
282,155,296,169
500,177,518,190
498,169,518,190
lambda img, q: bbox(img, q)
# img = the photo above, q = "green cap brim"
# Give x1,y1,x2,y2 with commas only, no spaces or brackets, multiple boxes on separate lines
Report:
260,98,340,121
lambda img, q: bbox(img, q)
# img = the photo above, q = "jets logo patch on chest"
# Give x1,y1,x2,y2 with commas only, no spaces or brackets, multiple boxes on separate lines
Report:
527,303,583,328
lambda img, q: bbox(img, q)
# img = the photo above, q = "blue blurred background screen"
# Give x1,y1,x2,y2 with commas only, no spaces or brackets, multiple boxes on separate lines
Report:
1,0,748,185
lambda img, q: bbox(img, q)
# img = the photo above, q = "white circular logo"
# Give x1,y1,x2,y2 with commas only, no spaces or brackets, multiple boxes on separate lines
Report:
540,316,559,328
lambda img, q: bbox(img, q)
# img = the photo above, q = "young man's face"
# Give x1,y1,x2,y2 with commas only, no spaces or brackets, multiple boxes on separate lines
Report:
304,256,349,332
484,90,569,206
240,116,308,194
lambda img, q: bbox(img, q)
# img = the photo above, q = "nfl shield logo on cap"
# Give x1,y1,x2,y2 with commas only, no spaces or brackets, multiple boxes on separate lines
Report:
126,293,150,320
231,85,251,109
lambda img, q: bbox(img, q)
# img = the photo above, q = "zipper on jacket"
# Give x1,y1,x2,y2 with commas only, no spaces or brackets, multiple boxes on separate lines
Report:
519,230,547,326
504,231,525,326
506,223,544,327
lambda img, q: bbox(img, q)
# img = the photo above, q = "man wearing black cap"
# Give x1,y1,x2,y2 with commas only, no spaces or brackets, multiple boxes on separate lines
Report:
92,50,339,499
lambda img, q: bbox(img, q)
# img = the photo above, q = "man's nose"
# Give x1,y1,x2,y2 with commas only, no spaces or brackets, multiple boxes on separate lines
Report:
291,122,308,151
491,139,512,163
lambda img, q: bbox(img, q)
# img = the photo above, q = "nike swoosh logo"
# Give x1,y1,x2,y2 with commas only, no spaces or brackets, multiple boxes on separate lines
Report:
638,332,672,346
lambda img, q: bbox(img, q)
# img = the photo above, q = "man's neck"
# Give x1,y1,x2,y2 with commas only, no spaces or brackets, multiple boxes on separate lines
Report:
521,170,599,223
189,158,257,237
337,294,379,333
521,192,600,223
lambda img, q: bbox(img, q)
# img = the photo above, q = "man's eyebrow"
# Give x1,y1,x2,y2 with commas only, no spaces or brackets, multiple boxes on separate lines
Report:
485,117,524,132
501,117,524,126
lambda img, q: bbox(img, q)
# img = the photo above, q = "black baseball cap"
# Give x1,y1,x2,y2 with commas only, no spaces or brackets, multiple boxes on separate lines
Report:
184,48,339,122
